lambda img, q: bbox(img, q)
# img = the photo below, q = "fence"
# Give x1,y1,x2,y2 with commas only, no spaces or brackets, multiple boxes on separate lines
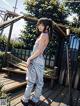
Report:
11,48,55,68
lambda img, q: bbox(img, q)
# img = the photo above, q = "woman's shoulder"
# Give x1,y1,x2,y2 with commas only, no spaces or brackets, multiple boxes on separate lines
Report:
40,33,49,44
41,32,48,36
40,32,49,39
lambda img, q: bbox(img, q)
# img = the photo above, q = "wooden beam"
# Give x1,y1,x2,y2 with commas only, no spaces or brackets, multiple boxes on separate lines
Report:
0,15,23,29
52,21,66,36
0,14,66,36
6,10,19,17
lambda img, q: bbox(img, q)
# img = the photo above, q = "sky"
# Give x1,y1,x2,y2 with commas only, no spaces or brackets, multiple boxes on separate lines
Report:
0,0,26,40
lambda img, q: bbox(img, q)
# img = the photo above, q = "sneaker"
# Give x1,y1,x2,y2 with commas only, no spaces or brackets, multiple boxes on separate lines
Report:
21,99,29,106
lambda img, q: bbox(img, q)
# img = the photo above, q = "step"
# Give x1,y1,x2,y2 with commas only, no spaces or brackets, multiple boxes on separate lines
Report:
10,81,50,106
2,67,26,74
0,72,27,93
8,61,27,71
2,67,55,80
2,81,27,92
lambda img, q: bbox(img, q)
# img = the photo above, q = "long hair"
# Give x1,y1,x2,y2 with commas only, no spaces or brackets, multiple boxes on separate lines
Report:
36,17,53,40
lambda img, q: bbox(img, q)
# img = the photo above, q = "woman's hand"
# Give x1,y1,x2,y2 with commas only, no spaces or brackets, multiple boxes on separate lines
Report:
26,58,31,68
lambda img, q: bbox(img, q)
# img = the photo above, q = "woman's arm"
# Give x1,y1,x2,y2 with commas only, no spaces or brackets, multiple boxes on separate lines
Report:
26,34,49,68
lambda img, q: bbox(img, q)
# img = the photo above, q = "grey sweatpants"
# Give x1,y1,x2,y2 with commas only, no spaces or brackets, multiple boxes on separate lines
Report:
23,62,45,103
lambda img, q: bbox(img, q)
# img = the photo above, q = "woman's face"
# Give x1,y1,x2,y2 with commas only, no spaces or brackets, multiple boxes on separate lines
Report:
37,23,45,32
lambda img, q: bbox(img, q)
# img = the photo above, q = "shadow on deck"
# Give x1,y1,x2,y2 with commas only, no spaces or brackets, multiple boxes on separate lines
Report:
10,83,80,106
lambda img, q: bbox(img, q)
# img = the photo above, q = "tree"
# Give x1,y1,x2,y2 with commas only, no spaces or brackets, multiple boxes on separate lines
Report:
65,0,80,15
20,0,67,51
64,0,80,27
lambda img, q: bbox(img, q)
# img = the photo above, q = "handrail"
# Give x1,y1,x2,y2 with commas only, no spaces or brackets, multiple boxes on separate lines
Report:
0,15,23,29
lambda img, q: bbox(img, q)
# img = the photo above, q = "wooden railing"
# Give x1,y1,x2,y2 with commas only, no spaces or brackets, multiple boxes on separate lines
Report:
11,48,55,68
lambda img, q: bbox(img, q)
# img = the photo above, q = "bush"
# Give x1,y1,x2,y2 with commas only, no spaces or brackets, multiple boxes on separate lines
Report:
11,40,24,49
0,35,7,51
0,51,5,68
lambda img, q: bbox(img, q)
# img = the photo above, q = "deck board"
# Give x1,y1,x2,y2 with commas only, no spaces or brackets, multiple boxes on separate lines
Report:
2,81,27,91
50,87,68,106
40,85,64,106
76,91,80,106
0,71,80,106
60,88,70,106
10,82,50,106
72,89,79,106
0,72,27,92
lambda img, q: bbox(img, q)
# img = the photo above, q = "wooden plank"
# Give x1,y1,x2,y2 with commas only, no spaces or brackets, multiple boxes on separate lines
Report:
10,85,63,106
2,66,55,79
8,61,27,71
38,90,54,106
0,72,25,83
0,78,11,83
7,52,26,64
59,87,73,106
11,90,25,101
59,103,67,106
60,88,79,106
0,73,8,78
2,81,27,92
15,103,23,106
0,73,10,82
10,82,50,106
60,89,70,106
50,87,68,106
74,69,80,89
59,69,65,85
39,85,64,106
0,16,23,29
72,89,79,106
51,102,60,106
6,52,27,71
1,79,17,85
2,67,26,74
76,90,80,106
11,94,23,106
0,76,10,81
18,63,27,67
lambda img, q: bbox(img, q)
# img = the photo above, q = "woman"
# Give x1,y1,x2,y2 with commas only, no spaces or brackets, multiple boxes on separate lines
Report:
21,17,53,106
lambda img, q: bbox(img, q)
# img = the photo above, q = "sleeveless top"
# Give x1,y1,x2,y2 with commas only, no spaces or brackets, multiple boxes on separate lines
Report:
31,32,48,65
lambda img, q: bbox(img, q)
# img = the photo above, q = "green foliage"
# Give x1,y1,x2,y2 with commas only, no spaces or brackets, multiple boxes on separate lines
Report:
0,51,5,57
64,0,80,27
0,35,25,49
71,27,80,36
0,51,5,68
0,35,7,43
65,0,80,15
0,35,7,50
24,0,66,22
0,83,4,97
19,33,35,49
11,40,25,49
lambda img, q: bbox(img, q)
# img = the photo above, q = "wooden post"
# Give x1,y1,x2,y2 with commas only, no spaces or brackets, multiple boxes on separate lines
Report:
7,21,14,51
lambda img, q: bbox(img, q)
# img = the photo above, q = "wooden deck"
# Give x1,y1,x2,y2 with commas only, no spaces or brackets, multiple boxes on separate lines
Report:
10,85,80,106
0,53,80,106
0,72,80,106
